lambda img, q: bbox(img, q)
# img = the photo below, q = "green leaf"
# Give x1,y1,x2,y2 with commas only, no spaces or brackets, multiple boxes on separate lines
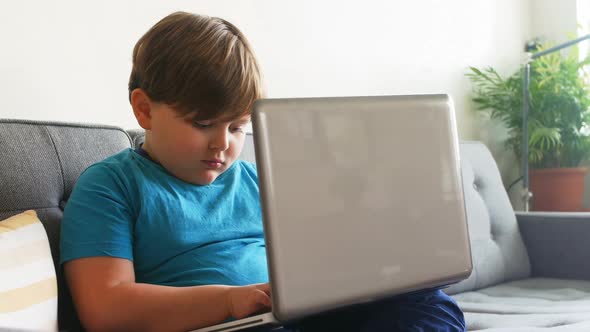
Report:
467,38,590,168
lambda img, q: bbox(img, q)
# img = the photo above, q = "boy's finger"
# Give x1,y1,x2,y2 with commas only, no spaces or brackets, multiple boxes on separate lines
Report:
254,289,272,307
256,283,271,295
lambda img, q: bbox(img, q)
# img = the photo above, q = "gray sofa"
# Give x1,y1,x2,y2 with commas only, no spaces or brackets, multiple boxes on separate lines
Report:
1,119,590,331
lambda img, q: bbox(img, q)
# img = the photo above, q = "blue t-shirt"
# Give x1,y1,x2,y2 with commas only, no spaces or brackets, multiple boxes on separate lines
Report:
60,149,268,287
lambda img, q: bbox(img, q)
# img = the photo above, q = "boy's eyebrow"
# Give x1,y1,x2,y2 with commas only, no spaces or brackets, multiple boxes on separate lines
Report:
189,115,251,124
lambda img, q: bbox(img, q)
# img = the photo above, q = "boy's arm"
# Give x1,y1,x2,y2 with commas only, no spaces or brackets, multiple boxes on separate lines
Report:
64,257,271,332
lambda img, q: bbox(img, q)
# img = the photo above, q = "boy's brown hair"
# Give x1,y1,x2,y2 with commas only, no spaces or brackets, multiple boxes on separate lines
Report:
129,11,264,120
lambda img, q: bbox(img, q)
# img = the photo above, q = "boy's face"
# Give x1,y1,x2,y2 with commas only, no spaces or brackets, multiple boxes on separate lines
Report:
143,103,250,185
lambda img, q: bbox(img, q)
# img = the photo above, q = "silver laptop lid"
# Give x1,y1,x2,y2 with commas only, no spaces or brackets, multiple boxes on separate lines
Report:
252,94,472,322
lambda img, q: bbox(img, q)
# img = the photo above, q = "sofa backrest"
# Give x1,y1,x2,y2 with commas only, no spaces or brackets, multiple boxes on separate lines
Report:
0,119,133,331
444,141,531,294
0,121,533,330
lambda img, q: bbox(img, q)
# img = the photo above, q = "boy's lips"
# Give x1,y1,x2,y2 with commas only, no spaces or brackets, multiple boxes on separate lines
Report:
202,159,224,168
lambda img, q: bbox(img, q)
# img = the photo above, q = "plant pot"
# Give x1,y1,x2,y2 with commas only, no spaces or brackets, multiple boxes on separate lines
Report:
529,167,588,211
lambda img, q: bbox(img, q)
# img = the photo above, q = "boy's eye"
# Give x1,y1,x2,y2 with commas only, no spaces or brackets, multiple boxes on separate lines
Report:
193,121,212,129
230,126,244,133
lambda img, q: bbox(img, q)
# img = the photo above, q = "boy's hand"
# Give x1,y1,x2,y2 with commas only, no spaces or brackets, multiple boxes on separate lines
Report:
226,283,272,319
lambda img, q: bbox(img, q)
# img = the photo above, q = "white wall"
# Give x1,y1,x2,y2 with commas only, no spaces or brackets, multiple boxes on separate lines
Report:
530,0,578,44
0,0,530,131
1,0,531,203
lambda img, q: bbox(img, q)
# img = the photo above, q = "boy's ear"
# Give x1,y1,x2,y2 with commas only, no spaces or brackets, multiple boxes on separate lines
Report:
130,89,153,130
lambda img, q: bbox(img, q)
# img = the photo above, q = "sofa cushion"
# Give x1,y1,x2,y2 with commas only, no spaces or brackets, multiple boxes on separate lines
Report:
0,210,57,331
445,142,531,294
454,278,590,331
0,119,133,331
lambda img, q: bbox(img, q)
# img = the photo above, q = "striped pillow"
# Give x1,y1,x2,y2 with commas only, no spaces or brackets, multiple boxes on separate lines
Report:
0,210,58,331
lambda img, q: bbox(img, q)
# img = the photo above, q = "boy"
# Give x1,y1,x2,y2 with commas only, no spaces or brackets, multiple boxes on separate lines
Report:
61,11,465,332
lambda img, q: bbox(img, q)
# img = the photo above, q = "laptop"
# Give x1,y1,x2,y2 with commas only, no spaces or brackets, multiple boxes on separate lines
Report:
193,94,472,332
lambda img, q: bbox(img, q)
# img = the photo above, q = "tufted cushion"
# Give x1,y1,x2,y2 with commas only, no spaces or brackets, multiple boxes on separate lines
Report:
445,142,531,294
0,119,133,331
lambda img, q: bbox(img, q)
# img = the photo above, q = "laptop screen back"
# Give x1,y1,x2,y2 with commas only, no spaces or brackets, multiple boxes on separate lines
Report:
252,94,472,322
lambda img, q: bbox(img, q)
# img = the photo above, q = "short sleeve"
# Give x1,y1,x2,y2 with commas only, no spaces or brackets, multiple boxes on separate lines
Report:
60,163,135,265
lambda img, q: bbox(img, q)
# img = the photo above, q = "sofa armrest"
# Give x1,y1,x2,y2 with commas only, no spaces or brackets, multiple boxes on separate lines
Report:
516,211,590,280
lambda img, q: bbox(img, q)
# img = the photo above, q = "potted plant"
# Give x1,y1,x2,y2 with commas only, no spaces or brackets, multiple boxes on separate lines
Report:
467,43,590,211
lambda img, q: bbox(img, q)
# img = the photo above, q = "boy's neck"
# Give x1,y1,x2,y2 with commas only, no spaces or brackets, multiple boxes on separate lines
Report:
135,144,160,165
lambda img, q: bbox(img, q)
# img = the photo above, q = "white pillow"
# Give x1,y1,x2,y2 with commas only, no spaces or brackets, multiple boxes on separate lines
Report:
0,210,58,332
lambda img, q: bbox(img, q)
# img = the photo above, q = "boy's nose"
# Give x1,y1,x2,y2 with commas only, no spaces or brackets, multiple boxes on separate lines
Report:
208,130,230,151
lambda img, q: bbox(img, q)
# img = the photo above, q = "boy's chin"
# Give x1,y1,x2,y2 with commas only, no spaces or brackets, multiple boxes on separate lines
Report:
193,170,222,186
173,164,231,185
172,170,219,186
188,175,217,186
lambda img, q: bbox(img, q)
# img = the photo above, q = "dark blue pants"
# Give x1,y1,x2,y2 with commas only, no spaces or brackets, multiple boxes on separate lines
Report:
252,289,465,332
